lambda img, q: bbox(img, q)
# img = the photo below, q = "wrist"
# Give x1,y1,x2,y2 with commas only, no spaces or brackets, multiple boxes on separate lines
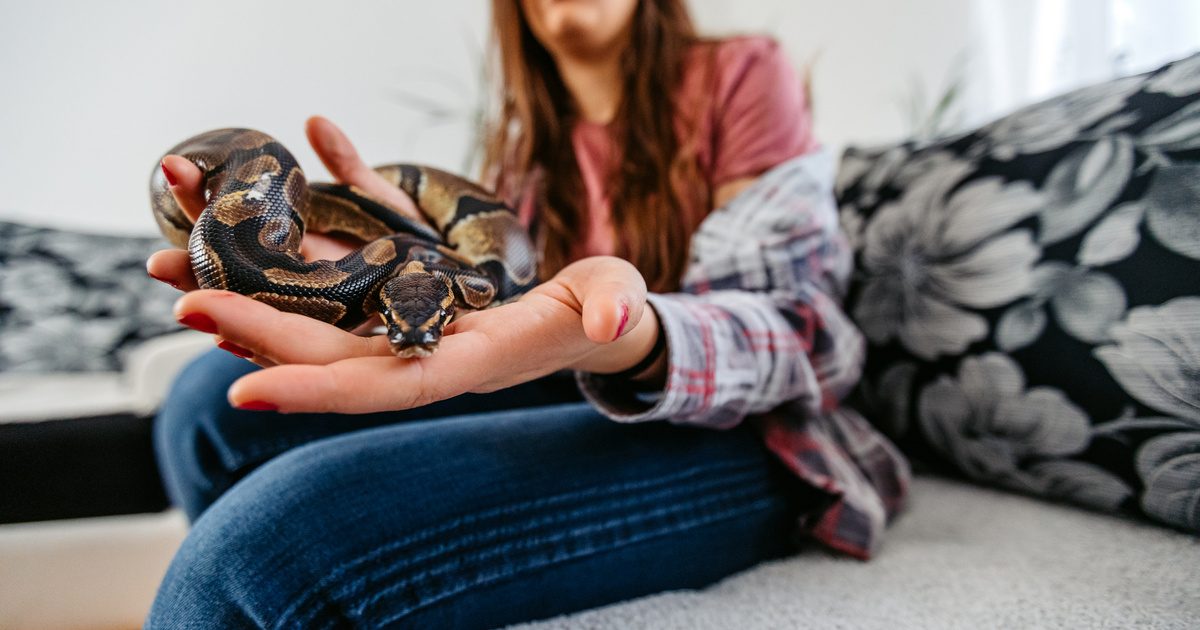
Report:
605,323,665,381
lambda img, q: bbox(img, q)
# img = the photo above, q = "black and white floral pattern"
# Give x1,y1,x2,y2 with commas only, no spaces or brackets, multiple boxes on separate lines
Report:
0,221,181,373
840,53,1200,534
853,158,1044,359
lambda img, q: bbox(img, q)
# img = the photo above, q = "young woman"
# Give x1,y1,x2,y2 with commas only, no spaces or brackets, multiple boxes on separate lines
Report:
145,0,909,627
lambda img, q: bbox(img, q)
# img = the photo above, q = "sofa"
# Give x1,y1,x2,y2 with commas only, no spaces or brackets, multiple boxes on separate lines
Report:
1,54,1198,629
522,50,1200,630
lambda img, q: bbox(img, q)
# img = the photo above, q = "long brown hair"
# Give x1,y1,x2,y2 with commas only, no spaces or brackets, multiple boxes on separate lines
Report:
483,0,710,292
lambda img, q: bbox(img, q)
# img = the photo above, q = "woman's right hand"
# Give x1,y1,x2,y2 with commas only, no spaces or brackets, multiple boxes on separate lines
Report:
168,256,653,413
147,115,423,291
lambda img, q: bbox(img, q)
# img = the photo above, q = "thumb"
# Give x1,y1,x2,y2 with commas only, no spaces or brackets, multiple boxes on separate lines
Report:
551,257,648,344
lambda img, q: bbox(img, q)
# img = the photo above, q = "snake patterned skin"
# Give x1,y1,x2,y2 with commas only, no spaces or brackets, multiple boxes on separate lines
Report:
150,128,537,357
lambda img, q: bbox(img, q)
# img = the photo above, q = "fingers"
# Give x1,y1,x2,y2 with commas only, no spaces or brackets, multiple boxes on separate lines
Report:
305,115,423,221
160,155,206,223
173,290,391,365
147,249,198,291
226,358,419,413
213,337,277,369
548,256,648,344
226,331,491,413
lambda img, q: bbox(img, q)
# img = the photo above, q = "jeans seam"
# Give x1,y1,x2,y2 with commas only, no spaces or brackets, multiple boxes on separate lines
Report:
353,483,771,618
277,459,767,627
330,471,767,615
371,494,784,627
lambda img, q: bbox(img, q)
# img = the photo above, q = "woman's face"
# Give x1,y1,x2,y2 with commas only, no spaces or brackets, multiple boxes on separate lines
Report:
519,0,640,61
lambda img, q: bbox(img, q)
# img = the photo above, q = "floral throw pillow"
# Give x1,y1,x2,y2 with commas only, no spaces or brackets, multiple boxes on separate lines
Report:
837,53,1200,534
0,221,182,373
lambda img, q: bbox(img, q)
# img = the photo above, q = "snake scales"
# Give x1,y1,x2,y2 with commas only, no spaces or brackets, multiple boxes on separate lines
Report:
150,128,537,357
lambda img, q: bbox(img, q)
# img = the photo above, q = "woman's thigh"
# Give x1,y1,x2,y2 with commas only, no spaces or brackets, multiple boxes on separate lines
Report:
147,401,813,629
154,348,582,520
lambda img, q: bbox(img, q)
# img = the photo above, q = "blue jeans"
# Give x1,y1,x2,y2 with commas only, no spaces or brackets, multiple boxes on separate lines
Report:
148,349,813,629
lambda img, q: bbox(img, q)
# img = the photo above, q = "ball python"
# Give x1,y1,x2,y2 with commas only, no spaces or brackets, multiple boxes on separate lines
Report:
150,128,537,357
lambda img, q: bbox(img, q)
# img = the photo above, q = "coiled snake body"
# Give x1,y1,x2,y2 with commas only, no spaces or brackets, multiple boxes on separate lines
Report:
150,128,537,357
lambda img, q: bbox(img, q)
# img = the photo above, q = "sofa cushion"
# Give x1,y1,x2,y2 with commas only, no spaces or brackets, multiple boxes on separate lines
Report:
0,331,210,523
835,53,1200,534
515,475,1200,629
0,221,182,373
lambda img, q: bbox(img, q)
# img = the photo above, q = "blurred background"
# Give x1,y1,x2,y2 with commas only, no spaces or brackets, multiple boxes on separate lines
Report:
3,0,1199,234
0,1,1197,628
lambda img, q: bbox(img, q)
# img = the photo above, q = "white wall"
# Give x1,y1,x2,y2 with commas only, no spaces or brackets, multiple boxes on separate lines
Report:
967,0,1200,124
0,1,488,235
1,1,1196,236
693,0,976,146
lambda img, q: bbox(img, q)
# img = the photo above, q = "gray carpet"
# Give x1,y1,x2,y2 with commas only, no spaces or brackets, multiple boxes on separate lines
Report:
514,475,1200,629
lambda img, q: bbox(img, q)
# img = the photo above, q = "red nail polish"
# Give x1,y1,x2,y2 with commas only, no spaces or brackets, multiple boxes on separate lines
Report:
178,312,218,334
161,161,178,186
147,270,181,289
217,339,254,359
613,303,629,341
236,400,278,411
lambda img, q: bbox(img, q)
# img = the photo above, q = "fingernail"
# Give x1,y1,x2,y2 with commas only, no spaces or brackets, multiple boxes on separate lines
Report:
161,160,178,186
613,303,629,341
235,400,278,412
147,270,181,289
217,339,254,359
178,312,218,334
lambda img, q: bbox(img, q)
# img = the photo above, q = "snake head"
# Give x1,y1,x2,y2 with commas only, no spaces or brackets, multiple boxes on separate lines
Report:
378,271,456,358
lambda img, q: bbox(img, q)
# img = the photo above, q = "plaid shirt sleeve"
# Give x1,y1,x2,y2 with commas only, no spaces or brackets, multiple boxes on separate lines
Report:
576,149,911,559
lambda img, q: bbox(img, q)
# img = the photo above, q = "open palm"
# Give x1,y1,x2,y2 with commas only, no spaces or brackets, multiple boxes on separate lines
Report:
148,117,655,413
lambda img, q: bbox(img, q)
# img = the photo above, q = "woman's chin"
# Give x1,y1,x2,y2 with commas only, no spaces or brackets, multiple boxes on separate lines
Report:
526,0,636,58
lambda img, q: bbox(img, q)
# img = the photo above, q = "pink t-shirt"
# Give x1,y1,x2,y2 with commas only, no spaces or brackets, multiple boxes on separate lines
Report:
518,36,817,258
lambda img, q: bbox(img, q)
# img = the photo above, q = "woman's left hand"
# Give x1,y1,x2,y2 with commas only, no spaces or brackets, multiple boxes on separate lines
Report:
169,256,656,414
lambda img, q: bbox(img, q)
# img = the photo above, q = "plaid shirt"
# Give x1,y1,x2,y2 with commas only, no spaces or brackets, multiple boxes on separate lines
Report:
577,150,910,560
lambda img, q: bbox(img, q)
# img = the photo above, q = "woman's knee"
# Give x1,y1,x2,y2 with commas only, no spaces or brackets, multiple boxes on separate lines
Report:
154,348,260,520
149,408,585,627
148,404,799,628
148,433,414,627
147,455,302,627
